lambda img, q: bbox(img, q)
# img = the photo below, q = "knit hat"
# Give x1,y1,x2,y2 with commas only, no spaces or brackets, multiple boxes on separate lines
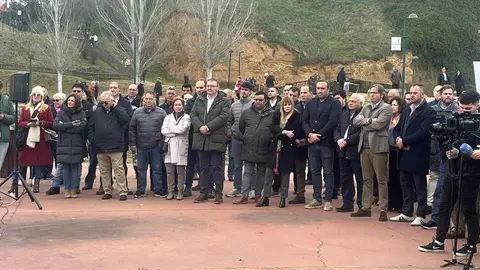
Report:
241,81,253,90
30,86,45,98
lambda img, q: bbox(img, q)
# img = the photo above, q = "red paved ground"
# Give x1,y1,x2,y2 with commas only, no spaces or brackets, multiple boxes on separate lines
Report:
0,163,467,269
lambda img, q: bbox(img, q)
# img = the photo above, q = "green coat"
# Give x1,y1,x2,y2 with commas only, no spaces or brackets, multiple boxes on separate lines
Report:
0,94,15,142
190,92,231,152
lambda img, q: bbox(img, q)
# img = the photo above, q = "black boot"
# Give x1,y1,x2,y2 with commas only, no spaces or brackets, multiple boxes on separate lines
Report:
46,186,60,195
255,197,269,207
278,198,286,208
33,179,40,193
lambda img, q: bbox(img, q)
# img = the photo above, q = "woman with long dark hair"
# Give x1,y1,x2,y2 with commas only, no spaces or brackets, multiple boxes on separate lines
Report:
388,96,406,212
54,94,87,198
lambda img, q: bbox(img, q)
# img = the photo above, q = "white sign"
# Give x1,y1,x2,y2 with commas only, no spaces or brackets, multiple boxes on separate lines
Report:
17,10,21,16
391,37,402,51
473,61,480,93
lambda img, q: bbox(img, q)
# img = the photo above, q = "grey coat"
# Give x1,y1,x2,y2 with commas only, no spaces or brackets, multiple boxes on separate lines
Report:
54,104,87,164
190,92,231,152
229,97,253,141
353,101,393,154
129,106,167,149
239,105,274,163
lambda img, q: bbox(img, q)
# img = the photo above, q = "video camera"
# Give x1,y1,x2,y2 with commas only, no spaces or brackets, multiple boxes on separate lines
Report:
429,111,480,137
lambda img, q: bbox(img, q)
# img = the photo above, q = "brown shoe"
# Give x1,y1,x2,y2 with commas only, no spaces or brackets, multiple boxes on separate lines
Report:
233,196,248,204
351,209,372,217
379,211,388,222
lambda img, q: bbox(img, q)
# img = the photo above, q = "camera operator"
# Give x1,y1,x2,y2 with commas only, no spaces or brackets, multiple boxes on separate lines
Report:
419,90,480,256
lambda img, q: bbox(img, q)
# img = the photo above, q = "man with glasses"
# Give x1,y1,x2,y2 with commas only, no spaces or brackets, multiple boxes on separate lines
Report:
303,81,342,211
226,81,254,198
351,84,392,221
190,78,231,203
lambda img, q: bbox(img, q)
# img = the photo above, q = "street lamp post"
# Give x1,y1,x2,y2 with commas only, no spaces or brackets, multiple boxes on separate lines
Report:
401,13,418,95
238,51,244,77
412,55,419,82
227,50,233,88
402,13,418,95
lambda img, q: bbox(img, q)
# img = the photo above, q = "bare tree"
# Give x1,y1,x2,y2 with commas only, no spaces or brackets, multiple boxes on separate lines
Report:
30,0,80,93
188,0,256,79
95,0,169,83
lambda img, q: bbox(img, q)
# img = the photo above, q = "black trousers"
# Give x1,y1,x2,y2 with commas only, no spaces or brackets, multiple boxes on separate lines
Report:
339,157,363,208
400,171,427,217
436,175,480,246
198,150,224,195
388,150,402,210
333,151,341,198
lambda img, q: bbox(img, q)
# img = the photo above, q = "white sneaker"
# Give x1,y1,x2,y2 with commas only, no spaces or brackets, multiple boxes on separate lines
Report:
248,190,255,199
389,213,415,222
305,199,323,209
323,202,333,211
411,217,426,226
226,189,241,198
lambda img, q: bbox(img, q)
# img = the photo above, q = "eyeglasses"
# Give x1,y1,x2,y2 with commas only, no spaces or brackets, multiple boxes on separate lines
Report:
53,99,61,102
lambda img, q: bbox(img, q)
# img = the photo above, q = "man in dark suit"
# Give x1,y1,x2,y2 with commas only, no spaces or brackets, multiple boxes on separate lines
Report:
303,81,342,211
290,85,313,204
391,84,436,225
334,93,364,212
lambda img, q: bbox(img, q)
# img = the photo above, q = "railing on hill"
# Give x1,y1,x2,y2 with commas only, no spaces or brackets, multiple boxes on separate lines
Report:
0,63,130,80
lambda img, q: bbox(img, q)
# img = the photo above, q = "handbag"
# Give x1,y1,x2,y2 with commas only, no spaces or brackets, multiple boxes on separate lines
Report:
42,127,58,144
162,137,171,153
14,128,27,151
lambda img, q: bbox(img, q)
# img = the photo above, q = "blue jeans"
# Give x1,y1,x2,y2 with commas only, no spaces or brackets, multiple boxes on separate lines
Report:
308,144,335,202
137,147,163,193
431,161,445,223
231,138,243,190
62,163,81,190
52,163,64,188
226,141,234,178
185,144,197,190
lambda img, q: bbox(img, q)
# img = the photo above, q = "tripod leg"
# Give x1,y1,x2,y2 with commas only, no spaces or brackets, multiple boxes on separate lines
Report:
17,174,42,210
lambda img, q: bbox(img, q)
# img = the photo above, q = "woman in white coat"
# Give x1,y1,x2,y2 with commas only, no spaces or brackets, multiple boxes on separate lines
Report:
161,97,191,200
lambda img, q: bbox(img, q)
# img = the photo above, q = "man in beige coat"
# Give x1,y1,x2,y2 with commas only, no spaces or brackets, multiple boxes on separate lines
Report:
351,84,393,222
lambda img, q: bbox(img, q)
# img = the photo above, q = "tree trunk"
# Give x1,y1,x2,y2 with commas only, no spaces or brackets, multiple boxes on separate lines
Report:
57,71,63,93
206,66,213,80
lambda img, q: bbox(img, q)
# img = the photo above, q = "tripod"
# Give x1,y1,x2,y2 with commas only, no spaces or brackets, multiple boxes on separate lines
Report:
0,101,42,210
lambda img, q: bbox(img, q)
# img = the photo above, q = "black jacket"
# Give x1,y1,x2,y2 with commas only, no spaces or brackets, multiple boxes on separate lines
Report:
190,92,231,152
272,109,302,173
88,105,131,153
116,95,134,148
154,81,163,95
54,104,87,164
239,105,274,163
82,100,94,122
302,95,342,147
334,109,361,160
160,101,173,115
125,95,141,110
294,102,308,160
393,101,436,174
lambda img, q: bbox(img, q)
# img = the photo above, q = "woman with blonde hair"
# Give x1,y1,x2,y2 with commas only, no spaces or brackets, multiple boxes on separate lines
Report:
17,86,54,193
161,97,191,200
260,96,301,208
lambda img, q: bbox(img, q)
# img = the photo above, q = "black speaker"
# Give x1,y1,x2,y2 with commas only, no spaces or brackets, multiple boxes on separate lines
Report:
9,72,30,103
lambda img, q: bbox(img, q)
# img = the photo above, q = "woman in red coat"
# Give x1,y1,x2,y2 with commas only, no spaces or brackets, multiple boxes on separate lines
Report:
18,86,54,193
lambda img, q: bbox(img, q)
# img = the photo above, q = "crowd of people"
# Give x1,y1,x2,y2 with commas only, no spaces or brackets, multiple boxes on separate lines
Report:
0,76,479,257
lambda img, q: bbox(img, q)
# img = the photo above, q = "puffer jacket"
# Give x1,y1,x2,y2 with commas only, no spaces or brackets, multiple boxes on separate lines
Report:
129,106,167,149
239,104,274,163
54,104,87,164
229,97,253,141
190,92,231,152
